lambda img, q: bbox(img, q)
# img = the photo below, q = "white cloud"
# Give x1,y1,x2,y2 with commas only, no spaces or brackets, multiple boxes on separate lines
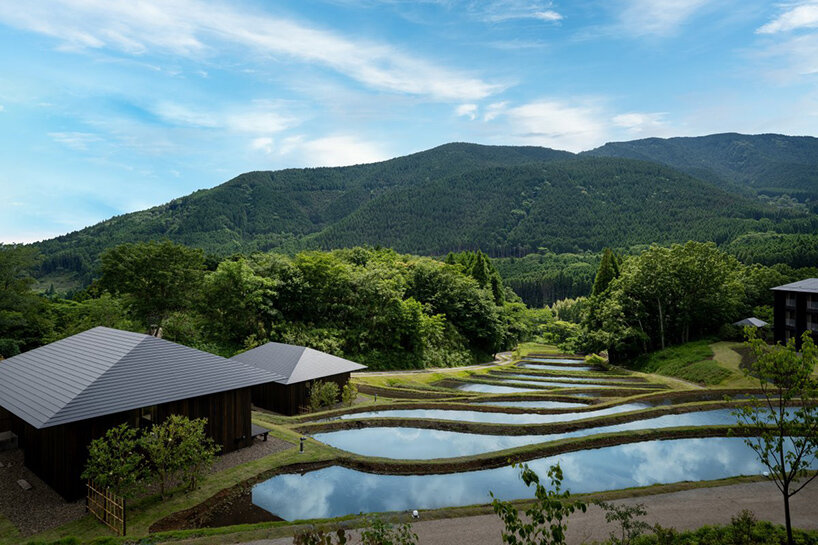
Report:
455,103,478,120
152,100,298,133
758,2,818,34
251,137,274,154
505,99,609,151
49,131,103,151
612,111,669,135
617,0,711,37
484,101,509,121
278,134,389,167
475,1,563,23
0,0,501,101
0,105,4,112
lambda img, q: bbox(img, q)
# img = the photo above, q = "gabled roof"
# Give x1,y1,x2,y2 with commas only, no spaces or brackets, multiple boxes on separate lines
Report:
771,278,818,294
230,342,366,385
733,317,768,328
0,327,281,429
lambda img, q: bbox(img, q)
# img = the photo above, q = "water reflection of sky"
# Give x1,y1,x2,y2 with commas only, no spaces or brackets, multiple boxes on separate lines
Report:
526,357,586,364
315,409,738,459
497,373,634,383
519,363,593,371
472,400,589,409
253,437,801,521
336,403,651,425
456,383,542,393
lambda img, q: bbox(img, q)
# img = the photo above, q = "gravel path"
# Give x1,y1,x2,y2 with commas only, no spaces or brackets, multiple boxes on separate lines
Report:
241,480,818,545
0,449,85,536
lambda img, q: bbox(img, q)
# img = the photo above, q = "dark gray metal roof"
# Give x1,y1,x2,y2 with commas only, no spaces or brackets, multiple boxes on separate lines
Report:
733,317,768,328
771,278,818,294
0,327,281,429
231,342,366,385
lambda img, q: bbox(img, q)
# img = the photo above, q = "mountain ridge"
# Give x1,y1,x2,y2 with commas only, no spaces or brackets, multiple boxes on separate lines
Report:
31,136,818,286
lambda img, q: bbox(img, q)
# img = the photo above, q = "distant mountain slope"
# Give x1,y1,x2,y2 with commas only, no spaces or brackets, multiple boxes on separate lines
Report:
306,157,807,256
586,133,818,208
31,139,818,287
34,143,573,279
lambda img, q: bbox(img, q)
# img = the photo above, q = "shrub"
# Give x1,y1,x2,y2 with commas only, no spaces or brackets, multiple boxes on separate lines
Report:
81,423,147,498
342,382,358,407
309,380,340,411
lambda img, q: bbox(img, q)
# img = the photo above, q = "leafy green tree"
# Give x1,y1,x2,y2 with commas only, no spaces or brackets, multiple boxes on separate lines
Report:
0,244,50,354
99,241,205,326
47,294,139,341
82,424,147,498
584,242,742,360
199,259,278,346
177,417,220,491
342,383,358,407
308,380,341,411
733,330,818,545
591,248,620,296
595,500,650,545
141,415,219,498
491,463,586,545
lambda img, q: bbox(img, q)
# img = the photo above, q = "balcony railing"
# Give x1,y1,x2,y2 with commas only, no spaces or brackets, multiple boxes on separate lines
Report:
786,319,796,328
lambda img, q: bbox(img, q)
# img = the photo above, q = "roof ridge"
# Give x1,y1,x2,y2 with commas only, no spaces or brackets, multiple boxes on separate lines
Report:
46,334,155,426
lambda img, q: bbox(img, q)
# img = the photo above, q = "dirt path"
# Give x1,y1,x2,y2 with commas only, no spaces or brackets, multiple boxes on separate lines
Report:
237,480,817,545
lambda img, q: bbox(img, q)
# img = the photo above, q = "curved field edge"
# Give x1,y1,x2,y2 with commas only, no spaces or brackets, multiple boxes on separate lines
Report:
146,425,779,537
289,399,775,435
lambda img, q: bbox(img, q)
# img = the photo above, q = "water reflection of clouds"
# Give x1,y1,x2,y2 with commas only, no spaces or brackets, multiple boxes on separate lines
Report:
252,438,808,520
318,409,739,459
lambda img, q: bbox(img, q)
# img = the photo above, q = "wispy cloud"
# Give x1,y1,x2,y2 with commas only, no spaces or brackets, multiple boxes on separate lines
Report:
0,0,501,101
152,100,299,134
616,0,712,37
49,131,103,151
455,103,478,119
612,112,669,136
757,2,818,34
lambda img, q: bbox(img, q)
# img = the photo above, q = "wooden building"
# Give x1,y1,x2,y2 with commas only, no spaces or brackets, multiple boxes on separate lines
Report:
231,342,366,415
772,279,818,350
0,327,278,500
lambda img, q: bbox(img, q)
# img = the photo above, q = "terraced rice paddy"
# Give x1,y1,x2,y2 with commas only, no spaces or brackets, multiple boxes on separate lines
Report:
252,437,806,520
311,408,740,459
169,347,787,530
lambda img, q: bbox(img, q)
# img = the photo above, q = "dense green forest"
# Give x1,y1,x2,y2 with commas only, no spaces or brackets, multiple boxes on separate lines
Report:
31,137,818,297
587,133,818,210
1,243,548,369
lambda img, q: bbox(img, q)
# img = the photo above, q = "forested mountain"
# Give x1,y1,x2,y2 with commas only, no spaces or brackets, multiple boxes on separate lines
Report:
586,133,818,209
35,143,573,282
31,137,818,291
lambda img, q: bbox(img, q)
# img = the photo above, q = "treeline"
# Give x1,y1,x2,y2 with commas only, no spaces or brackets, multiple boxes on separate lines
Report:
0,243,549,370
543,241,818,364
494,252,599,307
32,145,818,290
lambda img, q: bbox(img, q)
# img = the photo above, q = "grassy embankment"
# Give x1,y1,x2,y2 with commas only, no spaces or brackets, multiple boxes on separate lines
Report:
630,340,765,388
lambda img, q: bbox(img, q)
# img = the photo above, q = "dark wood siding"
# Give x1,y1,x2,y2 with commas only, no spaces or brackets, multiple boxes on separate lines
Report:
10,387,253,500
252,373,351,415
0,406,12,432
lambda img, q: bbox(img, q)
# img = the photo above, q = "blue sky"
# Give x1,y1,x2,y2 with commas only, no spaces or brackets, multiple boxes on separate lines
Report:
1,0,818,243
